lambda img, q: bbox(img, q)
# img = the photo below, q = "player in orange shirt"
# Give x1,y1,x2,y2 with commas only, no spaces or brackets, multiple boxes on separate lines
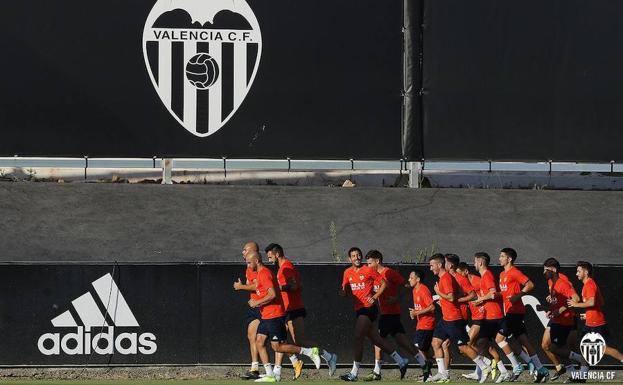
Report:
364,250,431,381
457,259,508,383
542,269,572,380
338,247,409,382
246,251,322,383
408,269,435,382
491,248,548,382
265,243,337,379
567,261,623,363
428,254,492,383
536,258,588,382
233,241,283,380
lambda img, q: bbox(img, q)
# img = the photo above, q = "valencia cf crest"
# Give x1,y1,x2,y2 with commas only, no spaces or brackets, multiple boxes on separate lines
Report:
142,0,262,137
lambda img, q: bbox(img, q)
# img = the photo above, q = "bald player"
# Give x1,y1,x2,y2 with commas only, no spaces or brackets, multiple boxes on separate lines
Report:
234,242,284,380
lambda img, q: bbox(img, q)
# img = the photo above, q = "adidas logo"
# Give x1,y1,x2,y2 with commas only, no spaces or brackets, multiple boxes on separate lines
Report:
37,274,157,356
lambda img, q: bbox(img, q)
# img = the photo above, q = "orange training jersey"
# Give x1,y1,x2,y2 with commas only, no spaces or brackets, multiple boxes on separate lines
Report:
480,269,504,320
548,276,577,326
468,274,485,321
374,267,405,315
277,259,305,311
255,266,286,319
343,265,380,311
412,283,436,330
438,271,463,321
499,266,530,315
582,278,606,327
246,267,260,301
454,272,474,321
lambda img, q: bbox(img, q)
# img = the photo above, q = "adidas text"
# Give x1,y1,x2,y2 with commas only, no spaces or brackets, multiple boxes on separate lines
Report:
38,326,157,355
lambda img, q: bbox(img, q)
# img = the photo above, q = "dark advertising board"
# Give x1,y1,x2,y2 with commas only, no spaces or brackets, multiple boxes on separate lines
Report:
0,0,402,159
0,263,622,366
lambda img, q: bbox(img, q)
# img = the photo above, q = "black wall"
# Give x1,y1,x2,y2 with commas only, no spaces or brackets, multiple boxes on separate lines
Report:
0,0,402,159
1,263,622,366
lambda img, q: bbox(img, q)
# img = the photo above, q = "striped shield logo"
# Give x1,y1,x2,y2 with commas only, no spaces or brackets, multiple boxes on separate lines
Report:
580,332,606,366
142,0,262,137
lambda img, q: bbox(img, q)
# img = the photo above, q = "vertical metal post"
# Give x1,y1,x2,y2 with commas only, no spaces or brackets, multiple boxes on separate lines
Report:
407,161,421,188
161,158,173,184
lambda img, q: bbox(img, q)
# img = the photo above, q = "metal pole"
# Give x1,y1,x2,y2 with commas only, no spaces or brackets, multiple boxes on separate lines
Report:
161,158,173,185
407,161,421,188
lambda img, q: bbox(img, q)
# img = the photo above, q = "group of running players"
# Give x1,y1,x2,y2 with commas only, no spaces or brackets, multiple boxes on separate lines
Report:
234,242,621,383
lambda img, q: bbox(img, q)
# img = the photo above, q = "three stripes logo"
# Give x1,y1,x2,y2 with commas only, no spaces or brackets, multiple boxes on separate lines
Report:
142,0,262,137
580,332,606,366
37,274,157,356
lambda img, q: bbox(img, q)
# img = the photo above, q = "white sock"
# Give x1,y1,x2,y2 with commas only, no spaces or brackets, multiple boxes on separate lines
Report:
436,358,447,376
519,350,531,364
530,354,544,369
569,351,587,365
251,361,259,371
483,356,492,366
498,360,508,374
274,365,282,377
300,347,313,357
473,356,488,371
476,364,482,378
351,361,360,377
289,354,299,365
264,363,274,377
390,351,404,364
415,351,427,367
565,364,575,374
321,349,333,362
506,352,520,368
374,360,383,375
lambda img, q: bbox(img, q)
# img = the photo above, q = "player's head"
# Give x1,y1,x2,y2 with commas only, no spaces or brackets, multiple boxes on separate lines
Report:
245,250,262,271
444,253,460,272
576,261,593,280
542,257,560,279
499,247,517,267
242,241,259,259
474,252,490,270
348,247,363,267
409,270,425,287
456,262,470,277
366,249,383,270
429,253,445,276
265,243,284,265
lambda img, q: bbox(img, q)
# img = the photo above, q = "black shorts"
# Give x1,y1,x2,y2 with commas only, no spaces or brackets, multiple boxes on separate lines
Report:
433,319,470,346
414,329,434,351
257,316,288,342
479,319,502,340
286,308,307,321
549,322,574,347
471,319,484,326
581,324,609,340
356,305,378,323
378,314,406,338
498,313,527,338
245,307,261,327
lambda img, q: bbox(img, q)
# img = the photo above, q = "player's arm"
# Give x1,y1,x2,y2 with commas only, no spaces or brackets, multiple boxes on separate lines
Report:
509,279,534,304
568,296,594,309
474,287,497,305
233,278,256,292
279,268,298,292
339,272,350,297
249,287,277,308
409,303,435,318
370,278,387,303
434,282,454,302
385,273,407,304
458,285,476,303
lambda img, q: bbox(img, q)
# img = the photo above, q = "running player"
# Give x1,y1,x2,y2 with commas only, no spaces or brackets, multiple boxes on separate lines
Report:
409,269,435,382
542,265,573,380
494,248,548,382
567,261,623,362
247,251,322,383
265,243,338,379
427,254,492,383
457,260,507,383
233,241,266,380
364,250,431,381
537,258,588,383
339,247,409,382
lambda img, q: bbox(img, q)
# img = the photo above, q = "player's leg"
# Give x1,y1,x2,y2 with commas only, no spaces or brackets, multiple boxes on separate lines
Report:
463,323,482,380
430,322,450,381
442,338,451,375
285,317,304,380
543,326,566,380
365,321,409,379
288,310,336,372
243,317,261,379
255,332,276,382
445,320,491,382
414,329,434,382
496,316,524,379
366,314,388,381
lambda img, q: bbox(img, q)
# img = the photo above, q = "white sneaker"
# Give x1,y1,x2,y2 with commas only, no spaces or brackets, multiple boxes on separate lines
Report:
328,353,338,377
463,372,481,380
255,375,277,383
309,347,321,370
495,372,511,383
427,372,448,382
480,366,492,384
